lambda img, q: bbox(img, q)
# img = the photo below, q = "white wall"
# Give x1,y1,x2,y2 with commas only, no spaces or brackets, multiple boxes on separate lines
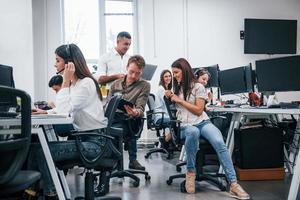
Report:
138,0,300,101
32,0,63,102
0,0,34,98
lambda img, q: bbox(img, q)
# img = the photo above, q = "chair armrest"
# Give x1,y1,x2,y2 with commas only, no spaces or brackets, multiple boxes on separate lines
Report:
108,127,123,136
72,132,115,140
210,116,227,120
147,111,166,127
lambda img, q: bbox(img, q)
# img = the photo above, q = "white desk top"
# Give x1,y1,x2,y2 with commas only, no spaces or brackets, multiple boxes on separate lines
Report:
0,114,73,126
208,106,300,115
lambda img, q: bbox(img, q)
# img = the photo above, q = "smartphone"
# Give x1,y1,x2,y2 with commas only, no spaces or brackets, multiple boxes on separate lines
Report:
117,99,134,112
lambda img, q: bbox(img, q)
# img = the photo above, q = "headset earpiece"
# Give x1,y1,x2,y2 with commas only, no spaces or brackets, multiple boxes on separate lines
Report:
65,44,72,64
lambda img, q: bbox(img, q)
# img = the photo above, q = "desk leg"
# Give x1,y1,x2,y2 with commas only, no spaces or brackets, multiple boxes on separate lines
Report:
288,117,300,175
43,125,71,199
36,128,66,200
288,117,300,200
288,150,300,200
219,113,242,173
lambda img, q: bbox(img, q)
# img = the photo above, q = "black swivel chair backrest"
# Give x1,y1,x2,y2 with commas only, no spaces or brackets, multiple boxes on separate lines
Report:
0,87,41,198
163,96,181,144
0,86,31,184
71,94,122,200
105,94,122,128
146,93,168,132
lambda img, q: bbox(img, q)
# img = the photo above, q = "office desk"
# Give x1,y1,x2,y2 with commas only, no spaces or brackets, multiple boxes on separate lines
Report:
208,106,300,200
0,115,72,200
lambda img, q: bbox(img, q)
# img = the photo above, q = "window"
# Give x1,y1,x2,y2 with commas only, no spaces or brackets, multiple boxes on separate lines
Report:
63,0,137,73
104,0,135,54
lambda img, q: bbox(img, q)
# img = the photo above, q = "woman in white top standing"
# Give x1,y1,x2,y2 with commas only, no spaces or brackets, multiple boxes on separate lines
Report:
154,69,172,141
29,44,108,199
165,58,249,200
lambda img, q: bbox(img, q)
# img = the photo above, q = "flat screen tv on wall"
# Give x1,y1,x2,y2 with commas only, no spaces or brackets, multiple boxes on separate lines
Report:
244,18,297,54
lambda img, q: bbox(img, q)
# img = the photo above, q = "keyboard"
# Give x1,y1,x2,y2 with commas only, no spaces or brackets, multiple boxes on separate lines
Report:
223,104,241,108
268,103,299,109
0,111,18,118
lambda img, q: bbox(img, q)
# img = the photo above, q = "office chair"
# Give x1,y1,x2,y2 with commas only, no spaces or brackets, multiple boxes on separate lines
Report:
145,93,172,159
163,97,227,193
0,86,41,199
56,94,123,200
109,114,151,187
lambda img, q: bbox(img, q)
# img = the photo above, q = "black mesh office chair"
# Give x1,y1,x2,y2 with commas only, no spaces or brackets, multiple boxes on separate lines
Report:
164,97,227,193
56,94,123,200
109,113,151,187
145,93,172,159
0,86,41,199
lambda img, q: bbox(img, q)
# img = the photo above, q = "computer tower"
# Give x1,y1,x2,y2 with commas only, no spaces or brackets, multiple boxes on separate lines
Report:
234,126,283,169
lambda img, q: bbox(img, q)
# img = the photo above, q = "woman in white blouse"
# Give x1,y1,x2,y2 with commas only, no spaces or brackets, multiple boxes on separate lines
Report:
29,44,108,199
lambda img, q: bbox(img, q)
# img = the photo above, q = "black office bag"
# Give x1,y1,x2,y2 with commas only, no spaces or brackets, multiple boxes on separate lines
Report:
234,126,284,169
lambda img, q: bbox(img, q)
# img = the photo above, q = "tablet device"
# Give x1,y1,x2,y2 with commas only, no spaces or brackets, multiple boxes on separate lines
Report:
117,99,134,112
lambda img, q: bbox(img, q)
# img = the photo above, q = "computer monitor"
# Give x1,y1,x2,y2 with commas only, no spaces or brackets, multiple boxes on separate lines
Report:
255,55,300,92
219,64,254,95
193,64,219,88
141,64,157,81
244,18,297,54
0,64,17,111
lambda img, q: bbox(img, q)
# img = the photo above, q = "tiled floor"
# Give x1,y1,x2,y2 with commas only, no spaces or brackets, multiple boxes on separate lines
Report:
66,149,297,200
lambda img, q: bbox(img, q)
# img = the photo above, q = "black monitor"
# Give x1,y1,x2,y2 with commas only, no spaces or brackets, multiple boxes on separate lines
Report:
141,64,157,81
219,64,254,95
244,18,297,54
0,64,17,111
256,55,300,92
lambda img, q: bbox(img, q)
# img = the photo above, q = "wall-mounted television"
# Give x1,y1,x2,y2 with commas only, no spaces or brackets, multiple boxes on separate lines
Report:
244,18,297,54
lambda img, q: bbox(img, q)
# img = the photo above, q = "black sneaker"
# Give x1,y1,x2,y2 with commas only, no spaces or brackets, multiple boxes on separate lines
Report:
129,160,146,170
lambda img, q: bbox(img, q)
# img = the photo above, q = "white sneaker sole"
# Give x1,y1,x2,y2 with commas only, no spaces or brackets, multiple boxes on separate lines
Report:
230,192,250,200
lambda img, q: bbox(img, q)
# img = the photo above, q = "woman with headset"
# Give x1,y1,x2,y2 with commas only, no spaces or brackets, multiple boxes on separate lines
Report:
29,44,108,199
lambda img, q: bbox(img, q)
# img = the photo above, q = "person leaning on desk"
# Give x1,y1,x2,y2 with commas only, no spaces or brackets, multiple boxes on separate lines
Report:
29,44,108,199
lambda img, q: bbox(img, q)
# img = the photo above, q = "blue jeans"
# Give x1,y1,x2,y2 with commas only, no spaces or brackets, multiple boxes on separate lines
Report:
28,138,106,195
155,117,170,127
180,120,236,184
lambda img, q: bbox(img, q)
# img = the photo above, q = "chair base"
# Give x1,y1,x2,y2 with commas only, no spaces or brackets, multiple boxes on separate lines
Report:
175,161,186,172
166,171,227,192
144,147,170,159
110,169,151,187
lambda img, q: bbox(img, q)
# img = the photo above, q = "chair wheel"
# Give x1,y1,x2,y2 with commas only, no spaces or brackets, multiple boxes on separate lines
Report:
176,166,182,172
180,181,186,193
145,175,151,181
144,154,149,159
219,183,227,191
166,179,172,185
133,181,140,187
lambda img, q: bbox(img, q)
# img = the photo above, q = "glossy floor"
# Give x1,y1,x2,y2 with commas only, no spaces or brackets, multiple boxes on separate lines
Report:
66,149,297,200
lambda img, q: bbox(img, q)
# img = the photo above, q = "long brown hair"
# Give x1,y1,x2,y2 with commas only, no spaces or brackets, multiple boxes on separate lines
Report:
55,44,102,100
159,69,172,90
171,58,197,101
